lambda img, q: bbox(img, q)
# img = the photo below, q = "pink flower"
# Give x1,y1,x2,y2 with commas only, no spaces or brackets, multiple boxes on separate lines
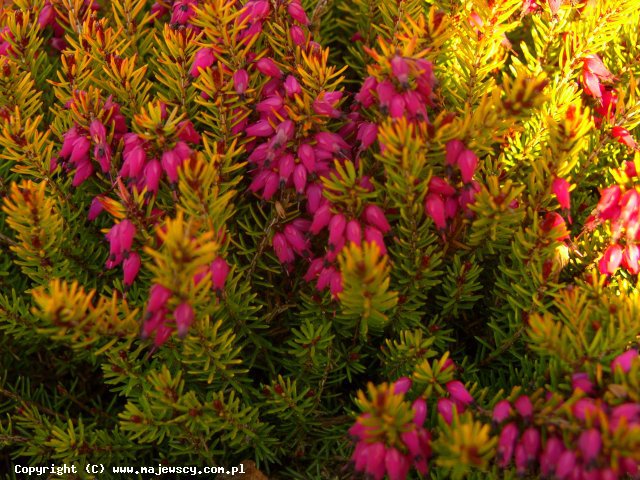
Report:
582,55,614,99
555,450,577,479
429,177,456,196
572,398,599,422
89,119,106,143
121,144,146,178
446,380,474,407
87,196,104,221
273,232,295,264
161,149,181,183
597,185,621,220
123,252,141,286
210,257,230,290
293,164,307,193
287,0,309,24
611,349,638,373
283,224,309,255
364,227,386,256
540,437,565,477
425,193,446,230
393,377,412,394
552,177,571,210
190,48,216,77
493,400,511,424
284,75,302,97
177,120,201,145
437,398,455,424
514,395,533,419
329,271,343,297
457,150,478,183
497,422,519,467
174,303,194,338
154,324,173,347
622,244,640,274
233,69,249,95
612,126,638,150
142,159,162,194
345,220,362,244
384,447,410,480
72,160,94,186
147,284,172,313
256,58,282,78
289,25,306,45
578,429,601,464
571,372,594,395
412,398,427,426
328,214,346,247
69,136,91,165
521,427,540,461
446,139,465,166
245,120,274,137
599,243,622,275
310,204,332,234
363,205,390,233
391,56,410,86
38,2,55,28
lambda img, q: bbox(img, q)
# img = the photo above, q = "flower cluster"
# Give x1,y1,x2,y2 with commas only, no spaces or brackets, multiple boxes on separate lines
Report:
54,96,127,186
491,350,640,479
105,219,140,286
350,379,432,480
586,182,640,276
424,140,481,232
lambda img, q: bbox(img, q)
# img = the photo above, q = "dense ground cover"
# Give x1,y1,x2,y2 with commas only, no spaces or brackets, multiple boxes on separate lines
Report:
1,0,639,478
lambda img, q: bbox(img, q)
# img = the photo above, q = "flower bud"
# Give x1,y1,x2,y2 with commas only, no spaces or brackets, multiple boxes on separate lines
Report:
174,303,194,338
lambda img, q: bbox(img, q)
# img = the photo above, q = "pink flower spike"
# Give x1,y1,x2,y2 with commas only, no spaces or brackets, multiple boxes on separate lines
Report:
412,398,427,426
497,422,518,467
233,69,249,95
457,149,478,184
256,57,282,78
611,349,638,373
446,380,474,407
437,398,455,424
123,252,141,286
363,205,390,233
599,243,622,275
393,377,412,394
493,400,511,424
190,48,216,77
552,177,571,210
514,395,533,419
287,0,309,24
174,303,194,338
88,196,104,221
446,139,465,166
147,284,172,313
578,429,601,464
385,447,410,480
210,257,230,290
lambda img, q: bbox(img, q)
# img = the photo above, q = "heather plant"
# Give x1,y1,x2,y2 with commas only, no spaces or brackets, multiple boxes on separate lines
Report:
0,0,639,479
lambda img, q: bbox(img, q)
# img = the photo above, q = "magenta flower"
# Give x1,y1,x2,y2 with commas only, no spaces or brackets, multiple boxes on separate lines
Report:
393,377,412,395
273,232,295,264
123,252,141,286
578,429,602,464
555,450,577,479
69,136,91,165
190,48,216,78
571,372,595,395
385,447,411,480
446,139,465,166
72,160,94,187
142,159,162,194
437,398,455,424
429,177,456,196
233,69,249,95
540,437,565,477
363,205,390,233
284,75,302,97
256,57,282,78
425,193,446,230
364,227,387,256
582,55,614,99
611,349,638,373
492,400,511,424
287,0,309,24
599,244,622,275
457,150,478,183
210,257,230,291
514,395,533,419
497,422,519,467
87,197,104,221
445,380,474,407
174,303,194,338
147,284,172,313
345,220,362,244
552,177,571,211
412,398,427,426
